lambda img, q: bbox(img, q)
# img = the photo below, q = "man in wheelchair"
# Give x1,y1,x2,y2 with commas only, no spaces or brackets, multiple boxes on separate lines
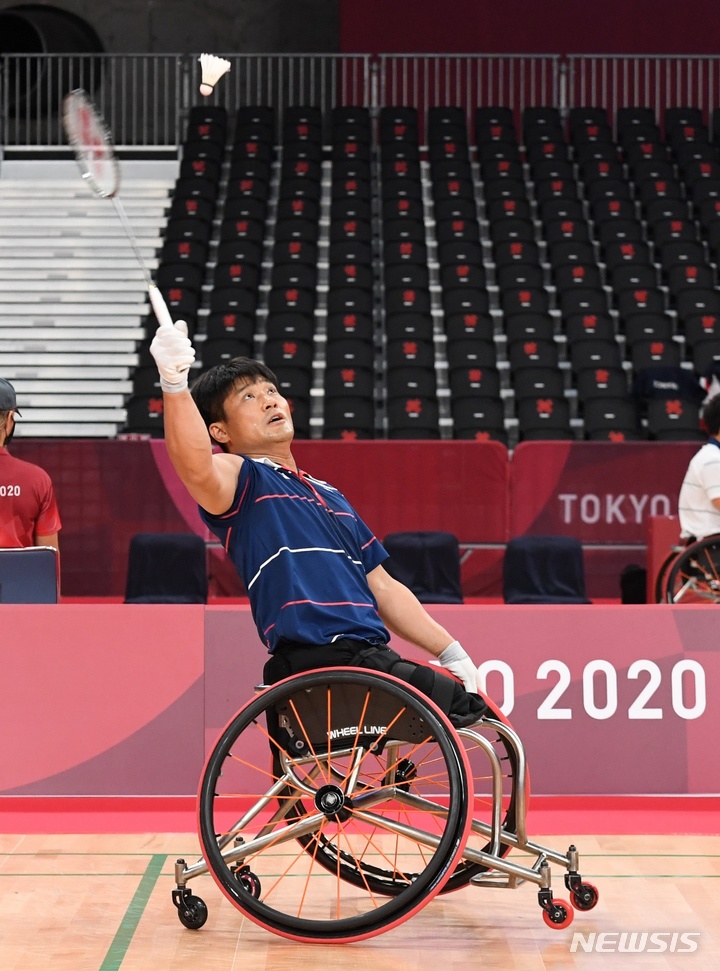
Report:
673,393,720,598
153,325,599,939
678,393,720,544
150,326,484,725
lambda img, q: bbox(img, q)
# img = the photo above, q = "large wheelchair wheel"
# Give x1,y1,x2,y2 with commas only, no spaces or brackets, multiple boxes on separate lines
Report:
664,536,720,603
197,667,473,943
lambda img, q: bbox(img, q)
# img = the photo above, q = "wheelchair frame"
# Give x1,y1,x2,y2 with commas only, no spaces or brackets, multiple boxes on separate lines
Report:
172,667,598,942
656,534,720,603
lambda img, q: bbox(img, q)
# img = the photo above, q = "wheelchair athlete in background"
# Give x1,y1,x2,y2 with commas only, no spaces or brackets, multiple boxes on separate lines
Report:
659,393,720,602
150,321,485,725
151,321,598,942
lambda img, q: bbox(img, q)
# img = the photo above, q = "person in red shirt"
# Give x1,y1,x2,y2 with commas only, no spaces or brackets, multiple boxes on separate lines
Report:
0,378,61,551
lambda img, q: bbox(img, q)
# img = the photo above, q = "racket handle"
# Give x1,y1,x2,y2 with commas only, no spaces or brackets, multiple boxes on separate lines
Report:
149,284,174,328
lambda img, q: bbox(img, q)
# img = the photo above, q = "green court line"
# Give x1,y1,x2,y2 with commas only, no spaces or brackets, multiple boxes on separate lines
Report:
98,853,167,971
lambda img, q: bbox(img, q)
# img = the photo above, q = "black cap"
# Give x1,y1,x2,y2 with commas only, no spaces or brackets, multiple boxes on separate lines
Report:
0,378,22,416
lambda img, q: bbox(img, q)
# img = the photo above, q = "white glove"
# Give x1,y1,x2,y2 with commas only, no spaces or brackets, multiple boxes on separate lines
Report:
437,641,481,694
150,319,195,393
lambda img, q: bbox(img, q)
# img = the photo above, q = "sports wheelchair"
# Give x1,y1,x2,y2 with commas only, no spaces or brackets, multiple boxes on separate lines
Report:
655,534,720,603
172,667,598,943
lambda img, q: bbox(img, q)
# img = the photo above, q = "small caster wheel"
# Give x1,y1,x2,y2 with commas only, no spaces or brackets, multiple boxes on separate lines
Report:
177,894,208,930
239,871,262,899
231,864,262,899
385,758,417,792
571,882,599,911
542,899,573,930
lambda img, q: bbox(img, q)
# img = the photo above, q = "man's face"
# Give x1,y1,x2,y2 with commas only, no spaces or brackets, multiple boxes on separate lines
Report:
212,378,294,451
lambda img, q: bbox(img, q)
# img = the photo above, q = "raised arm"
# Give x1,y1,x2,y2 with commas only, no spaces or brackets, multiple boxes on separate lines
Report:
150,320,241,515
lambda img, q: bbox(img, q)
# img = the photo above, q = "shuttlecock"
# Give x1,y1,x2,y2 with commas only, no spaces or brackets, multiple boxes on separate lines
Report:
198,53,231,97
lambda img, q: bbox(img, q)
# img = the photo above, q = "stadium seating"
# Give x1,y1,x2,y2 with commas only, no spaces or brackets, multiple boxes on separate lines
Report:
116,100,720,445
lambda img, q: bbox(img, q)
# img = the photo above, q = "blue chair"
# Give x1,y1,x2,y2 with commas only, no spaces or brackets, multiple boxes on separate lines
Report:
0,546,59,603
503,536,591,604
124,533,208,604
383,531,463,603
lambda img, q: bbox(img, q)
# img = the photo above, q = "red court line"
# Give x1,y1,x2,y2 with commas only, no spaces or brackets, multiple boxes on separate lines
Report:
2,795,718,835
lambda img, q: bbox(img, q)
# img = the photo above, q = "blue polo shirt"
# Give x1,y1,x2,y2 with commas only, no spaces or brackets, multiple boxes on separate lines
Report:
200,457,390,651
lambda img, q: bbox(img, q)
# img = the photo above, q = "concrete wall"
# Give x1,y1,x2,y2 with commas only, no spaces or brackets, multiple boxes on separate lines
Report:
0,0,340,53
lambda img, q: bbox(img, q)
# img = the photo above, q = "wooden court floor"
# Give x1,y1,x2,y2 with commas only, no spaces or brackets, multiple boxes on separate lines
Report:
2,828,720,971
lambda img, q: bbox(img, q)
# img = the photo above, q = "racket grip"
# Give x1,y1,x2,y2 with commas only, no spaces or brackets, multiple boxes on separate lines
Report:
149,284,174,328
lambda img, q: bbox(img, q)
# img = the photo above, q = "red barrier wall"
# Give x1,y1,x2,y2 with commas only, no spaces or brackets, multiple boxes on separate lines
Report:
510,442,695,544
340,0,720,54
293,440,510,542
12,440,695,600
0,605,206,795
13,439,512,598
1,604,716,797
647,515,682,602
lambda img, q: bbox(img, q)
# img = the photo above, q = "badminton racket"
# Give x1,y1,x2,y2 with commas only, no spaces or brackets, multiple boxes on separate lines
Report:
62,88,174,329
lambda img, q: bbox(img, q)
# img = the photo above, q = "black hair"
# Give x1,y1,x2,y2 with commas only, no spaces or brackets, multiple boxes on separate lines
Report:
190,358,279,437
703,393,720,436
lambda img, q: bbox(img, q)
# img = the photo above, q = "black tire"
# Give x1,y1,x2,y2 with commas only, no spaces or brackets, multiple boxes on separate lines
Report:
198,668,472,943
176,894,208,929
665,536,720,603
571,882,599,911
